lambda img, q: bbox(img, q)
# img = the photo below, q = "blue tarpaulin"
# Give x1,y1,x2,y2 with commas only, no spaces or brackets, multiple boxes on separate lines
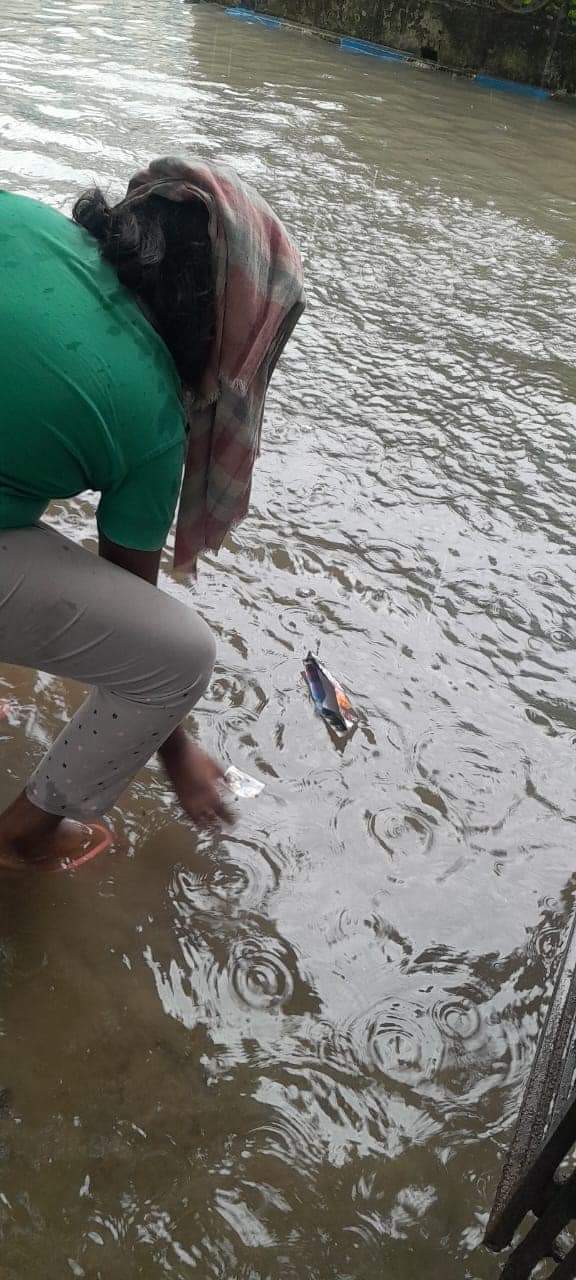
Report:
340,36,410,62
224,6,282,27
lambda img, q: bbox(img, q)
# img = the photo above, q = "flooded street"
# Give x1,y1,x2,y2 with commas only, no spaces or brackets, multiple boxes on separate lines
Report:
1,1,576,1275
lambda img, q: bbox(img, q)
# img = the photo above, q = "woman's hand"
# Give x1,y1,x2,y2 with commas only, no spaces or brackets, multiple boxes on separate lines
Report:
159,728,234,829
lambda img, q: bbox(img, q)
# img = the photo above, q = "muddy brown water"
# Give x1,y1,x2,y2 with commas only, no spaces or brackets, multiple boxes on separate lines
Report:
1,2,576,1276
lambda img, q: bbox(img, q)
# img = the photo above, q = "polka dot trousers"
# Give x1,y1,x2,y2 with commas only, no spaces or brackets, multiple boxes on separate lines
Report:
0,525,215,820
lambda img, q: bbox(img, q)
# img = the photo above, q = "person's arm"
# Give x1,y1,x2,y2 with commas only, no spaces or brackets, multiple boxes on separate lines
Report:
98,533,188,761
98,532,232,827
97,527,184,757
98,532,181,758
98,533,162,586
97,448,193,774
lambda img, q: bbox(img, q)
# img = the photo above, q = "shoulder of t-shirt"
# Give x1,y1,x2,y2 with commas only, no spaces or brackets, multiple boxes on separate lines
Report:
0,190,72,229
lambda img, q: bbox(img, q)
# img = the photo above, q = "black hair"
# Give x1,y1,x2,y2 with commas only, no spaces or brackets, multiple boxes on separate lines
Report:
73,188,215,391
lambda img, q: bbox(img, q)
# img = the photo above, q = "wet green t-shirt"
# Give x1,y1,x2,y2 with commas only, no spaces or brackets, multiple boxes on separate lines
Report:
0,191,186,550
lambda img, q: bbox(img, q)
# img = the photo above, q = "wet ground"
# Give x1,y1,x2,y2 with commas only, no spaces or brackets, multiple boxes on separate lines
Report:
1,1,576,1276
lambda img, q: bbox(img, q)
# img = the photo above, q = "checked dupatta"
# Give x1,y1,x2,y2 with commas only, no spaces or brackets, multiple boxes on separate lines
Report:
125,158,306,571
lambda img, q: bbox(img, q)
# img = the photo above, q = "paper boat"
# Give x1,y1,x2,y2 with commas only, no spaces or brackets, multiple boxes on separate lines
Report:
302,652,357,736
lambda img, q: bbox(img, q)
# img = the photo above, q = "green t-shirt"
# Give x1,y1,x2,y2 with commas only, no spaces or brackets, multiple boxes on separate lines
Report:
0,191,186,550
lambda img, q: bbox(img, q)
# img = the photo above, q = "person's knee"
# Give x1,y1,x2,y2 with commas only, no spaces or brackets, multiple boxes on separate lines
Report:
169,612,216,706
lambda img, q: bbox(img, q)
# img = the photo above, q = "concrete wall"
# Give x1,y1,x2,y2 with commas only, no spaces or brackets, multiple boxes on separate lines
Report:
215,0,576,91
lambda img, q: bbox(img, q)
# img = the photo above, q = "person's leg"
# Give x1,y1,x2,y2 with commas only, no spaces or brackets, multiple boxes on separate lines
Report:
0,524,215,860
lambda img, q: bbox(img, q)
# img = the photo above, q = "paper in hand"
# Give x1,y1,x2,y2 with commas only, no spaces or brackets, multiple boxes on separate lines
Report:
224,766,265,799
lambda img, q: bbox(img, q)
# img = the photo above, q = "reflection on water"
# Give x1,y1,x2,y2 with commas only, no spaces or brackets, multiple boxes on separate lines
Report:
1,0,576,1274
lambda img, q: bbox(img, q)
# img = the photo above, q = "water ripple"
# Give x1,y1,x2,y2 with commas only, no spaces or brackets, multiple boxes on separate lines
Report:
368,803,435,858
431,996,482,1042
343,997,445,1087
230,938,295,1011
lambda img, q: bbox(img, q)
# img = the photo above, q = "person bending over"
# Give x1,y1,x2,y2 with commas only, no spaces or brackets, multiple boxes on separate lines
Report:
0,158,304,866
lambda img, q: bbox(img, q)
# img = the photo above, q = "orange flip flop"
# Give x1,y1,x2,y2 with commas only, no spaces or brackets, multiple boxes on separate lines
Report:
51,823,113,873
0,823,113,873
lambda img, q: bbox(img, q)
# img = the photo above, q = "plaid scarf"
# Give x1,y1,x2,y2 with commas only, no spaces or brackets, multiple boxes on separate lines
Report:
125,157,306,571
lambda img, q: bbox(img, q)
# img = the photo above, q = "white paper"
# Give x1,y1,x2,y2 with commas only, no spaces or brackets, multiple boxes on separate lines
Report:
224,766,265,799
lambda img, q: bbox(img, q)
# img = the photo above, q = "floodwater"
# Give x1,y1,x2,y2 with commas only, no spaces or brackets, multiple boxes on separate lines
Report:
1,1,576,1276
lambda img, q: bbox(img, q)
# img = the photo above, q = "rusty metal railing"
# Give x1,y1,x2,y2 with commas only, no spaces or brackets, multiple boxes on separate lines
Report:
485,910,576,1278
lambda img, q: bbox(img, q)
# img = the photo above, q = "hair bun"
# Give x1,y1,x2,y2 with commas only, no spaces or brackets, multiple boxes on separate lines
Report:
72,185,214,390
73,188,112,241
